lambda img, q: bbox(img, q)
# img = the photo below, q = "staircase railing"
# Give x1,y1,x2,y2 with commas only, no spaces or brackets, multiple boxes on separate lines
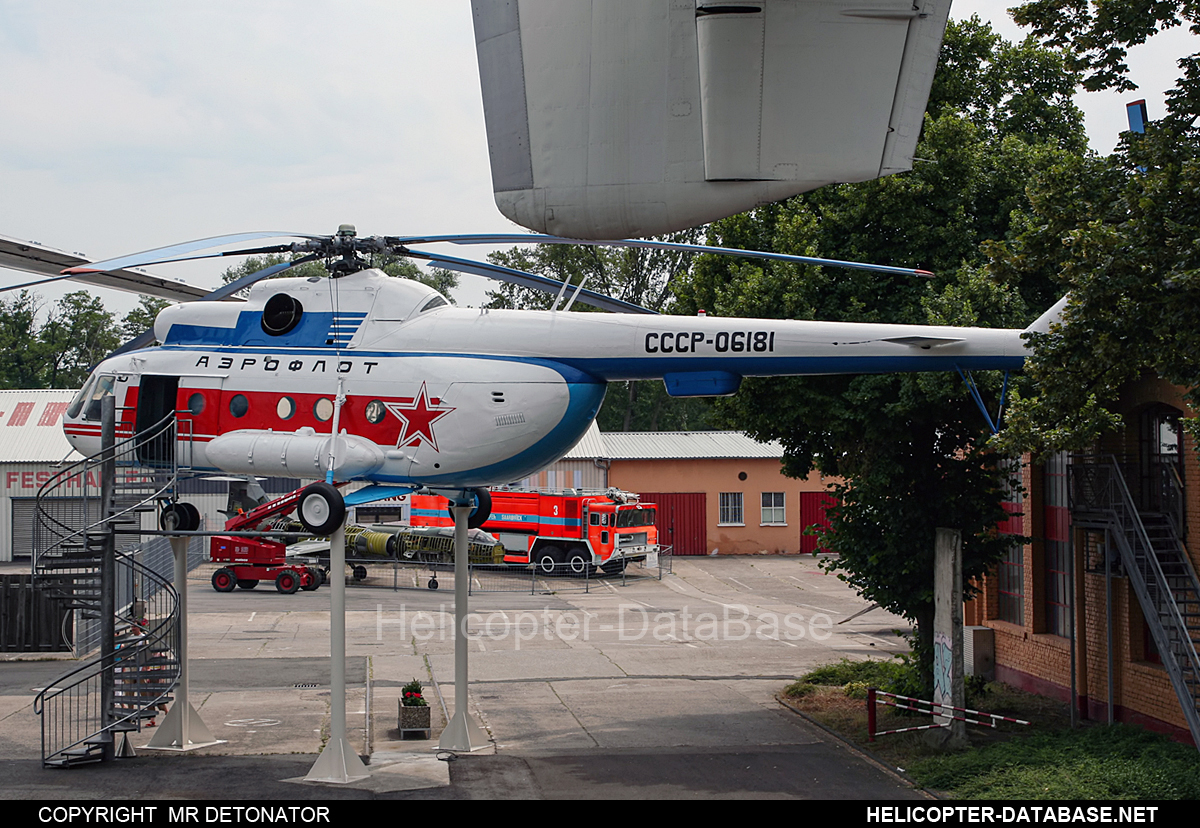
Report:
32,411,186,767
1069,455,1200,745
34,551,178,767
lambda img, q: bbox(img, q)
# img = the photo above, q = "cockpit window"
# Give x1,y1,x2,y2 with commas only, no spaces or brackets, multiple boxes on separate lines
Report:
83,375,117,421
67,374,98,419
420,295,448,312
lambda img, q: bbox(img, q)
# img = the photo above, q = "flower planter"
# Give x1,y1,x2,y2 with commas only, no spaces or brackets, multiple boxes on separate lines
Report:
399,702,431,739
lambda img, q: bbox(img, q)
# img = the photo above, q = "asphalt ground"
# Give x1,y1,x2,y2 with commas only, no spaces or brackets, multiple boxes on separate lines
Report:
0,555,931,802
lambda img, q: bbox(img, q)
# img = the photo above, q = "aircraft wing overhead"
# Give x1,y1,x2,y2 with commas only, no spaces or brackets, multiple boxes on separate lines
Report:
472,0,950,240
0,233,214,303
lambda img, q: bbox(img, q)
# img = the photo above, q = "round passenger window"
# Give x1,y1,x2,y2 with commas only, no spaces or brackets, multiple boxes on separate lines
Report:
229,394,249,418
314,398,334,422
277,397,296,420
365,400,386,424
261,293,304,336
187,393,205,416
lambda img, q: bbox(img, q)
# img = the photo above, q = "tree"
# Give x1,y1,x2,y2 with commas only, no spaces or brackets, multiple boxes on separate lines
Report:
120,296,172,343
0,292,49,389
39,292,121,388
484,231,715,431
673,18,1087,686
991,2,1200,455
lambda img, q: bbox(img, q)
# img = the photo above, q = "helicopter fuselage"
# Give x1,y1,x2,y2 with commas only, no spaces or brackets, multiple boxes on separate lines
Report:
62,268,1028,490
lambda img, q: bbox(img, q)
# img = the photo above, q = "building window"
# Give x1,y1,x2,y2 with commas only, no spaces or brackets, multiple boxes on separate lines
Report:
997,544,1024,626
1045,540,1070,637
761,492,785,525
1042,451,1071,636
719,492,744,525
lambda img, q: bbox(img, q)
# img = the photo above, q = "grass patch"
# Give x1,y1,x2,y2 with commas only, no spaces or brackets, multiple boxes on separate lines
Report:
782,660,1200,799
909,724,1200,800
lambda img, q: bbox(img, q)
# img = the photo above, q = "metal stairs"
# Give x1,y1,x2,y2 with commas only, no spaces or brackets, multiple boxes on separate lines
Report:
1070,455,1200,746
32,410,186,767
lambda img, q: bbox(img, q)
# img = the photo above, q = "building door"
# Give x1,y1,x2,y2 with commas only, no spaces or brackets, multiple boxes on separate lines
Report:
1138,404,1184,529
799,492,837,553
639,492,706,556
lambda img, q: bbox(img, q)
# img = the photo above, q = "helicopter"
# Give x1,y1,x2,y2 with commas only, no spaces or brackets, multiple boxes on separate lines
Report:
52,225,1054,537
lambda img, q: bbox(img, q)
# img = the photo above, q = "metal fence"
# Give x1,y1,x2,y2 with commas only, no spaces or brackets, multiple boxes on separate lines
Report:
193,547,673,596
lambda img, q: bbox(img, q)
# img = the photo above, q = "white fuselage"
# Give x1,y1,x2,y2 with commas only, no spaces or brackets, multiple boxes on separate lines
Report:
62,269,1028,489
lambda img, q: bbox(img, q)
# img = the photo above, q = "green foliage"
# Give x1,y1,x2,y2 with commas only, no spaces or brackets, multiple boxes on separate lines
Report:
120,296,172,343
38,292,121,389
484,231,714,431
401,678,427,707
992,4,1200,457
1011,1,1200,115
483,229,700,312
0,292,48,389
785,657,919,700
910,723,1200,799
674,19,1080,688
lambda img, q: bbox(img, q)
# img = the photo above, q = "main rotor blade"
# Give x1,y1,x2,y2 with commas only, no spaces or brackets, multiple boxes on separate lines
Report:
0,233,212,302
406,249,658,315
397,233,934,278
62,232,322,275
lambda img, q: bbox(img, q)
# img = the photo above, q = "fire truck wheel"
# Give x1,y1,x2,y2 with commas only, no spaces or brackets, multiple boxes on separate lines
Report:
601,558,629,575
161,502,201,532
297,482,345,535
211,568,236,593
300,568,320,591
236,579,259,590
446,488,492,529
536,546,563,576
567,548,594,577
275,570,301,594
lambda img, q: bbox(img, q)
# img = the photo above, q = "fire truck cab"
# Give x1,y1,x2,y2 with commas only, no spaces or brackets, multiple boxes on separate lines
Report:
409,487,658,575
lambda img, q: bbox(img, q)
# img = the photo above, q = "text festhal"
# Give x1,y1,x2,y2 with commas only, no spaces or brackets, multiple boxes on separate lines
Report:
644,331,776,353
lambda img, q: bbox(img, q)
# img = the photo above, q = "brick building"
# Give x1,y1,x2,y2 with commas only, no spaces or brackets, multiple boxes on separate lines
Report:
966,375,1200,744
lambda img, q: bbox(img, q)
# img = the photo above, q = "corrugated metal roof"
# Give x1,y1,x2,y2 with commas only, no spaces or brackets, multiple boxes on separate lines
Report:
0,390,82,463
562,420,607,459
598,430,784,460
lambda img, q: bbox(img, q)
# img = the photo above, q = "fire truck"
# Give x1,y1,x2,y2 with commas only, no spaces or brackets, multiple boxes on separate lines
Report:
408,488,659,575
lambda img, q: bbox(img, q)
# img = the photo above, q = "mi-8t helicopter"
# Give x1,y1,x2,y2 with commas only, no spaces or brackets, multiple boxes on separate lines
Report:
52,226,1055,536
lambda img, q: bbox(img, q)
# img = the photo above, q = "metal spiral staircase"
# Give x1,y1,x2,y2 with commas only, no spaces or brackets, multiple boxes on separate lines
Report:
32,408,188,767
1070,455,1200,746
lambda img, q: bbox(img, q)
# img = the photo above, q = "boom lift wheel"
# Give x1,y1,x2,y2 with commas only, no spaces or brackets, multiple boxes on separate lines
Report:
300,567,321,591
275,570,301,594
211,568,236,593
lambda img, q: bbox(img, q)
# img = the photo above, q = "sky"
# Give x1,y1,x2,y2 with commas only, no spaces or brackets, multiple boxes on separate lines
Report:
0,2,1194,315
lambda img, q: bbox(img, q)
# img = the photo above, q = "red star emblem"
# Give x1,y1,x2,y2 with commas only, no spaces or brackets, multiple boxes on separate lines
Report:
385,383,455,451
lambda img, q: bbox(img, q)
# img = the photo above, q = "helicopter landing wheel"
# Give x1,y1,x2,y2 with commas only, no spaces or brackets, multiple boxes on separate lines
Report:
446,488,492,529
160,501,201,532
428,577,439,590
297,482,345,535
